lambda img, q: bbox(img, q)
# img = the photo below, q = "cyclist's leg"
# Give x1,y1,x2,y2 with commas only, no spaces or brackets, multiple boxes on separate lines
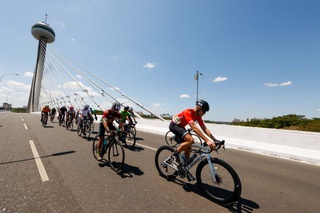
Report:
96,122,105,157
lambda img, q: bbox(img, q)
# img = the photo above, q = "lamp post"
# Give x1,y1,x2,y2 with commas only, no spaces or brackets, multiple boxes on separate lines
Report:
0,73,19,84
194,71,202,102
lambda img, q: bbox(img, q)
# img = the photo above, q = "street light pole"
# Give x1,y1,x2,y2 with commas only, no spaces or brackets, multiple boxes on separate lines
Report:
195,71,202,102
0,73,19,83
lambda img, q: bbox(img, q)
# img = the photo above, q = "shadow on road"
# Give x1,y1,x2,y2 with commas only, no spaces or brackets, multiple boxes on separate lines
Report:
0,150,76,165
168,178,259,212
97,161,144,179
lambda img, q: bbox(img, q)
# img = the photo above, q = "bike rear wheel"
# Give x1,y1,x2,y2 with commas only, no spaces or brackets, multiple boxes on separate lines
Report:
165,131,177,147
108,140,125,172
155,145,177,178
196,158,242,205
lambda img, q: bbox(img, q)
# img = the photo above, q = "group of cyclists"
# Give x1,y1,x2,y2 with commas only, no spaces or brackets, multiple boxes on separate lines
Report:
40,102,137,136
41,99,219,181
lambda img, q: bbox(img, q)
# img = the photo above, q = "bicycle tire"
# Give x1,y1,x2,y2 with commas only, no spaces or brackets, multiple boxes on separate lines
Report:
108,140,125,172
155,145,177,178
196,157,242,205
77,124,82,136
92,135,100,160
165,131,203,152
85,122,91,138
131,126,137,136
165,131,177,147
125,130,136,148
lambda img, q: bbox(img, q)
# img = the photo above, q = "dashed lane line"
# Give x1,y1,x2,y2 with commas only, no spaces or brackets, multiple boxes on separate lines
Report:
29,140,49,182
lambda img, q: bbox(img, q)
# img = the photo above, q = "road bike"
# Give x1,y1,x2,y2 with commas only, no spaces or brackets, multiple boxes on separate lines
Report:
165,128,203,152
120,124,137,148
155,141,242,205
92,130,125,172
42,113,48,127
66,115,74,131
50,112,55,122
77,118,91,138
58,114,65,126
126,122,136,136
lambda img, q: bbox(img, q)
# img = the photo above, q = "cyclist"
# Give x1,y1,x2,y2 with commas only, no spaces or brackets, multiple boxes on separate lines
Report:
65,106,76,129
90,107,98,123
170,99,218,181
120,106,133,124
128,107,137,124
79,105,92,136
58,106,67,125
96,102,124,160
41,105,51,124
50,107,57,121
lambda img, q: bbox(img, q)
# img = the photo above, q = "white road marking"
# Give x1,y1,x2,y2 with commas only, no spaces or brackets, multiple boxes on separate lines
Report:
24,124,28,130
29,140,49,182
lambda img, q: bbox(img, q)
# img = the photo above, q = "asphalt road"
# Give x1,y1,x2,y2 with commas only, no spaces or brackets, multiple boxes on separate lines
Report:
0,112,319,213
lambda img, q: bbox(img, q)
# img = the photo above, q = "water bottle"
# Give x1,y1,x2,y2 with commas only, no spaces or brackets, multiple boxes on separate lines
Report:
102,138,108,155
187,154,197,165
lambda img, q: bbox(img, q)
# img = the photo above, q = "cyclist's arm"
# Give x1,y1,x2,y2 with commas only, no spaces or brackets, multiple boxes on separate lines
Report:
189,122,216,149
200,125,217,142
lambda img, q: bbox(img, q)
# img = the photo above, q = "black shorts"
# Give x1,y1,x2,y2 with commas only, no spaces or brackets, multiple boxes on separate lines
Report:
169,122,189,141
98,122,116,136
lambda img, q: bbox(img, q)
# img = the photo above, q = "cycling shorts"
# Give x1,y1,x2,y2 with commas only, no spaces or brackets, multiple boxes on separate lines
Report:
98,122,116,137
169,122,189,141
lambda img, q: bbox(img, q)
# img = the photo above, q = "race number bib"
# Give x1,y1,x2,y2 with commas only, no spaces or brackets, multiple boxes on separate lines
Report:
172,116,181,124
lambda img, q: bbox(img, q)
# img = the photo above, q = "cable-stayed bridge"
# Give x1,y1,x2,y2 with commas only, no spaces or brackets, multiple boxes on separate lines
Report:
27,20,163,120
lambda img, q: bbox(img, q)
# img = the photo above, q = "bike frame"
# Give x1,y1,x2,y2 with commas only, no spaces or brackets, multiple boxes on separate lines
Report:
164,143,219,182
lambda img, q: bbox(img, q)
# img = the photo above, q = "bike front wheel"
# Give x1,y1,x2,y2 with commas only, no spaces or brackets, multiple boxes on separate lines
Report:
155,145,177,178
77,124,82,136
108,140,125,172
196,158,242,205
124,130,136,148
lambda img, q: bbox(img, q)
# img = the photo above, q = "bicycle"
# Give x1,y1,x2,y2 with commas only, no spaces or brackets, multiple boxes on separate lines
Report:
119,125,136,148
155,141,242,205
92,130,125,172
77,118,91,138
58,114,65,126
50,113,55,122
42,113,48,127
126,122,136,136
66,115,74,131
165,128,203,152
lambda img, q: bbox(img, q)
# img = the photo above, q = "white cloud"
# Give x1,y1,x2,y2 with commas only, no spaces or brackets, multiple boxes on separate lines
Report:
212,76,228,83
263,83,279,87
280,81,292,86
76,75,82,79
152,103,161,108
7,80,30,90
180,94,190,98
264,81,292,87
24,72,33,77
143,62,155,69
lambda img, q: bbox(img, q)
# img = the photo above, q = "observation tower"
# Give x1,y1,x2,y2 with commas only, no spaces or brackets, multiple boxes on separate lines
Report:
27,18,55,112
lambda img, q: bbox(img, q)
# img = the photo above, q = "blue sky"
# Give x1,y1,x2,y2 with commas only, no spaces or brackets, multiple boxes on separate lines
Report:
0,0,319,122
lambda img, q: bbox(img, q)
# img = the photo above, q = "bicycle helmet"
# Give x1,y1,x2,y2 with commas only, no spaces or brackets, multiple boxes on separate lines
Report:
84,105,89,110
45,105,49,108
196,99,210,112
129,107,133,112
70,106,74,110
112,102,121,111
124,106,129,110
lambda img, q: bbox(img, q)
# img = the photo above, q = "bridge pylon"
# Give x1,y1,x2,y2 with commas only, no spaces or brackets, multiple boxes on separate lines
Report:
27,21,55,112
